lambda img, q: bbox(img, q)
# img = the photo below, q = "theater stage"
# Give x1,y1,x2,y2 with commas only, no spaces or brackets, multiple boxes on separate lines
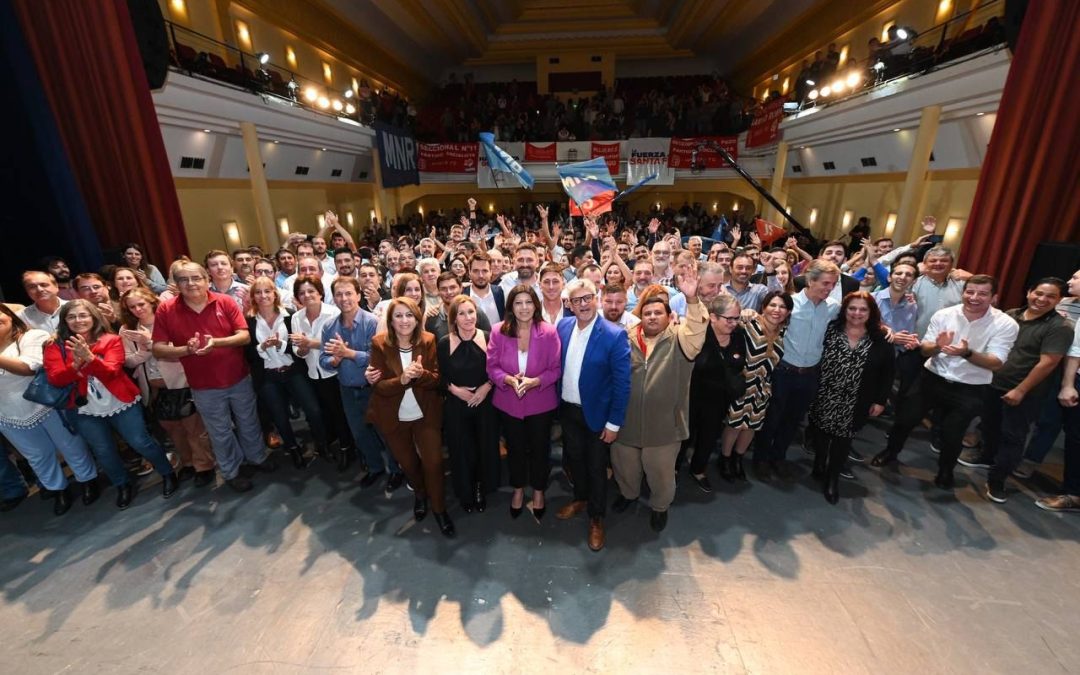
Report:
2,420,1078,674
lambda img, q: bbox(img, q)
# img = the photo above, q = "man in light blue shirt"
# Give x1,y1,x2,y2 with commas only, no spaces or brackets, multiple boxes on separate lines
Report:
754,260,841,480
874,260,921,398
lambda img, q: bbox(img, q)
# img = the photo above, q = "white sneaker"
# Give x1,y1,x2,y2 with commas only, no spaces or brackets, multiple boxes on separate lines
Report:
929,443,941,455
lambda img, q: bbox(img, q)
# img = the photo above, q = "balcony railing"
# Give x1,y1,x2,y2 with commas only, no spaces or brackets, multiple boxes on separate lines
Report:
164,21,366,124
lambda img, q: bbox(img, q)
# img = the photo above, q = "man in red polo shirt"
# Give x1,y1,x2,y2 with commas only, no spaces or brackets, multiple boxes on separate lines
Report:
152,261,272,492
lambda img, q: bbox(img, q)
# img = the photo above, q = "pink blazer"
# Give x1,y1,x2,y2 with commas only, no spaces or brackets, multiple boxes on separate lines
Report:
486,321,562,419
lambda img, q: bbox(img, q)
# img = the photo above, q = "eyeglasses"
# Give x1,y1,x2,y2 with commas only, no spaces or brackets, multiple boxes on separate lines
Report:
568,294,595,306
174,275,205,285
714,314,741,322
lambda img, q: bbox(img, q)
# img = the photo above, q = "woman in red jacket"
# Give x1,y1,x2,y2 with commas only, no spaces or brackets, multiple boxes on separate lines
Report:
44,300,177,509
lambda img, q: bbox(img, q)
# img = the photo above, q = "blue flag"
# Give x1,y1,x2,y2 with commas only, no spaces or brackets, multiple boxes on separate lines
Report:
557,157,617,206
478,132,534,189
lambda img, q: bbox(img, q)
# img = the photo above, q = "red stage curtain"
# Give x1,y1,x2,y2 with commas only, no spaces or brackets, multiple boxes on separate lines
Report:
957,1,1080,308
13,0,187,268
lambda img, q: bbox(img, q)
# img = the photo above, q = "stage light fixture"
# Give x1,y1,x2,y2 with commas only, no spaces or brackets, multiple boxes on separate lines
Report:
345,103,356,114
304,87,318,102
820,86,832,97
832,80,845,93
317,96,330,109
332,99,343,111
896,28,910,40
807,89,819,100
344,89,354,99
805,79,815,86
256,52,270,65
846,71,861,88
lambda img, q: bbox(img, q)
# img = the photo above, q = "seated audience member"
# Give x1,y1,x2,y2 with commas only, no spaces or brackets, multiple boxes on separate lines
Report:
18,271,68,333
44,300,178,509
871,276,1019,490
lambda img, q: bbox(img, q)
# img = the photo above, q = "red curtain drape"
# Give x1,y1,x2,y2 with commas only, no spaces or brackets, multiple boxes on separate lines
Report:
13,0,187,269
957,1,1080,308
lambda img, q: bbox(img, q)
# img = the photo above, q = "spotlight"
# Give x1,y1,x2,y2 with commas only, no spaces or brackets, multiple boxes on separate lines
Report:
805,79,815,86
317,96,330,109
896,28,910,40
846,71,861,88
332,99,343,111
893,128,901,132
344,89,354,99
304,87,318,102
807,89,819,100
832,80,845,93
820,86,831,97
256,52,270,65
345,103,356,114
873,61,885,71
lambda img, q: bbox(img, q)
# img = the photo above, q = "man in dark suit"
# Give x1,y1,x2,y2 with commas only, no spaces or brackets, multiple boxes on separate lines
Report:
794,240,860,300
555,279,632,552
465,251,504,325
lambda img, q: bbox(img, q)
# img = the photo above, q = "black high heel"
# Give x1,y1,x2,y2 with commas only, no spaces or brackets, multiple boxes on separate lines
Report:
510,489,524,519
413,496,428,522
434,511,456,538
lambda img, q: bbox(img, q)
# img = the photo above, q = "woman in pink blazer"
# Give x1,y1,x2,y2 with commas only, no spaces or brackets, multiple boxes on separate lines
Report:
487,285,562,521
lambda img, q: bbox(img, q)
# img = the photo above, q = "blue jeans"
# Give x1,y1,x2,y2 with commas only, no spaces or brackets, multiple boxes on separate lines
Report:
755,363,820,462
191,376,267,480
75,404,173,487
257,368,327,449
1063,405,1080,495
0,447,27,500
0,410,98,490
339,384,399,474
1023,380,1063,463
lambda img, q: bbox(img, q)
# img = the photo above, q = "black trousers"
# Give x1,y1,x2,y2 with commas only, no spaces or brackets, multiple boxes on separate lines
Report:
313,376,353,452
809,424,850,482
894,349,925,402
444,397,499,500
885,370,986,472
983,386,1044,486
560,402,610,518
688,394,729,474
501,410,553,492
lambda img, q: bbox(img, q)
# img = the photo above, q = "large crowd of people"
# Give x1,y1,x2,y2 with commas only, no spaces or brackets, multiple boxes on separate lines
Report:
2,201,1077,551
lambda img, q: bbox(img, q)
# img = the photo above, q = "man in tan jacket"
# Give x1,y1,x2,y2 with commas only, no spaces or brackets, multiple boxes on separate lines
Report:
611,266,707,532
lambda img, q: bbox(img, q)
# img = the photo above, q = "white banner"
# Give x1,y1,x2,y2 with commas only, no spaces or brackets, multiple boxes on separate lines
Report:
626,137,675,186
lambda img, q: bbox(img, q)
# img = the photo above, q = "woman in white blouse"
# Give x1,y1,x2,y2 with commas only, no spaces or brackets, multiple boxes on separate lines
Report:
245,278,328,469
288,276,355,471
0,305,99,515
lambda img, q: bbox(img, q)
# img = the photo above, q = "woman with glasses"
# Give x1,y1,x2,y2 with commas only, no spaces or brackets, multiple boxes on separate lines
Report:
44,300,178,509
687,295,748,490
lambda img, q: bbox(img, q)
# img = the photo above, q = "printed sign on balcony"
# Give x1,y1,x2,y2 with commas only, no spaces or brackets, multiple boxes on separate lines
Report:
746,98,785,148
668,136,739,169
418,143,478,173
626,138,675,186
374,122,419,187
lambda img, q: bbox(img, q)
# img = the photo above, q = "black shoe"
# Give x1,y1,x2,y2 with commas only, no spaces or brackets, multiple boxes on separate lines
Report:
0,494,26,512
612,495,637,513
226,476,253,493
933,471,956,490
848,449,865,464
193,470,215,487
824,478,840,505
461,502,475,514
162,472,179,499
53,487,73,516
336,446,353,473
690,472,713,493
359,470,385,489
434,511,455,537
385,472,405,493
753,460,774,482
39,488,55,501
288,446,311,469
650,509,668,532
870,450,899,467
984,481,1007,504
256,457,278,474
116,483,137,510
732,454,747,482
81,479,101,506
718,455,735,482
177,466,196,482
475,485,487,513
839,467,855,480
957,451,994,469
510,492,524,519
413,496,428,522
531,503,546,522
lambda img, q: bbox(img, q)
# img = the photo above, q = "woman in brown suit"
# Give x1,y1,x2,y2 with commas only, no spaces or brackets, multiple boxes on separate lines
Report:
367,297,454,538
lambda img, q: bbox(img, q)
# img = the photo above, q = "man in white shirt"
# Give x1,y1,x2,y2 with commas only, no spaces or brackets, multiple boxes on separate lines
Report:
872,275,1019,489
283,255,334,303
312,236,336,277
498,243,542,296
465,251,504,324
601,284,640,330
18,271,67,333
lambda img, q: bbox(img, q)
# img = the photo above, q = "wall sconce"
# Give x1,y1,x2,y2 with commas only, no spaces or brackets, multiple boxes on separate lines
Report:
346,212,354,226
222,221,242,248
884,212,898,237
236,21,251,47
369,209,376,223
809,208,818,225
277,217,289,237
323,62,333,83
732,201,740,212
316,213,326,229
285,46,297,68
842,210,854,230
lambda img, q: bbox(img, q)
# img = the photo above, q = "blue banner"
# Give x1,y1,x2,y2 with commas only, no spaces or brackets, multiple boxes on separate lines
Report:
478,132,534,189
374,122,419,187
557,157,617,206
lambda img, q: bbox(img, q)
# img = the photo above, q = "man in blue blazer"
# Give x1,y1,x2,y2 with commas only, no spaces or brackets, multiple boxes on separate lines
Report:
555,278,632,552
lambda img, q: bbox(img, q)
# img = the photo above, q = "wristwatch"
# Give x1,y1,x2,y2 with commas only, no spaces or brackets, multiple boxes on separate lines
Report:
961,347,974,359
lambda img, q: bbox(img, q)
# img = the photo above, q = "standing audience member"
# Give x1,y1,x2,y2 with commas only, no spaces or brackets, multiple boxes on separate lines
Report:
18,271,67,333
1034,319,1080,513
121,243,168,294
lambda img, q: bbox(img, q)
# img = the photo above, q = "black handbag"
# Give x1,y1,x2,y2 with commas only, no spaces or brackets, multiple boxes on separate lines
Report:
23,341,74,409
151,387,196,421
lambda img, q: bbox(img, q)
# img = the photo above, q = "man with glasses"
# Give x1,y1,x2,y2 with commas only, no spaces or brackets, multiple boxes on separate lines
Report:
555,279,631,552
651,242,674,287
153,261,274,493
74,273,119,328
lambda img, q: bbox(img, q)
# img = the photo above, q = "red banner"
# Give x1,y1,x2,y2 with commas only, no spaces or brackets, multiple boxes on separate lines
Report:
525,142,556,162
668,136,738,169
417,143,478,173
746,98,785,148
591,141,621,175
569,193,614,217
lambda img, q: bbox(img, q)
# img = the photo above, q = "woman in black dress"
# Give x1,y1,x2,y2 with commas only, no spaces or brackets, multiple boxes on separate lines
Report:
437,295,499,513
688,295,748,490
807,291,894,504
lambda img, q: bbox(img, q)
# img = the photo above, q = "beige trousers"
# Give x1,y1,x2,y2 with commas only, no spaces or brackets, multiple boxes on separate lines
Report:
611,441,680,512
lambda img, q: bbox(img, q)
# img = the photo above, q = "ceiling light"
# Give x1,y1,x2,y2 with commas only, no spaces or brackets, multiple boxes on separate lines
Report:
976,112,985,116
896,28,910,40
273,140,279,144
202,129,211,133
893,128,901,132
321,147,327,151
820,86,832,97
344,89,354,99
304,87,318,102
805,79,815,86
807,89,819,100
832,80,845,93
256,52,270,65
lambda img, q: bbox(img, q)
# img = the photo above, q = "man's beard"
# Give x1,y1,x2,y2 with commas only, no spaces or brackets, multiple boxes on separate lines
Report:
54,272,71,283
517,268,535,281
472,279,488,290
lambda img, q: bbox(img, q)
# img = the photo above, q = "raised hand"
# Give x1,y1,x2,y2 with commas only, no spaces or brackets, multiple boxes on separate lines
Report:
648,217,660,234
785,236,797,249
325,210,339,228
748,230,761,246
536,204,549,220
731,225,741,244
677,263,700,301
467,197,477,211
